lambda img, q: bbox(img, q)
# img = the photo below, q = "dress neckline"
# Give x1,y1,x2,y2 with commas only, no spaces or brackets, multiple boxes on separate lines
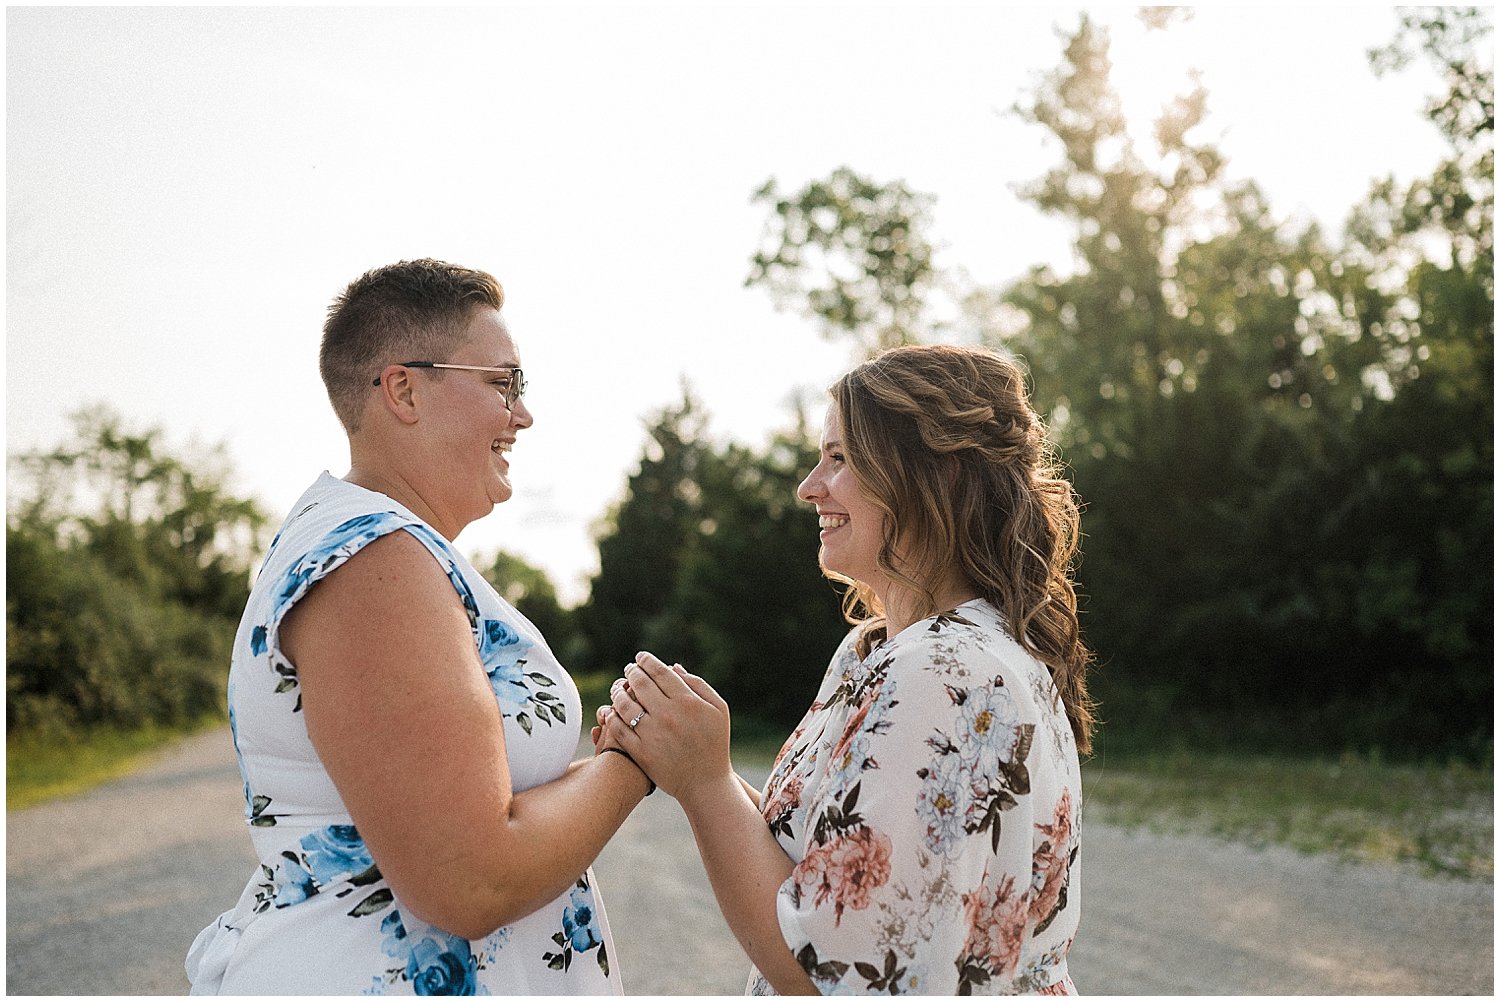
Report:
869,597,993,657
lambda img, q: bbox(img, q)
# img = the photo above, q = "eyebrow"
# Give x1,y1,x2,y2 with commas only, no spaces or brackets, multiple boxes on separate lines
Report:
823,440,843,451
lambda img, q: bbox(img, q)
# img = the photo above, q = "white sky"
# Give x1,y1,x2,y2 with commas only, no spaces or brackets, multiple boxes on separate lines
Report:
6,5,1450,605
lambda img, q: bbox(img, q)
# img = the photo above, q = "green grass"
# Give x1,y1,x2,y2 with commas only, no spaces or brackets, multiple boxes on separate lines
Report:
1080,749,1493,881
6,716,222,811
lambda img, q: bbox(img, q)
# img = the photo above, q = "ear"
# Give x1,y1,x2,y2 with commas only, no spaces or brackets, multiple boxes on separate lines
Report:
374,365,421,426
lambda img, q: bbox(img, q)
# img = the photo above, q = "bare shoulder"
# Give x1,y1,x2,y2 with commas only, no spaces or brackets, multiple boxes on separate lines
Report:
280,527,470,670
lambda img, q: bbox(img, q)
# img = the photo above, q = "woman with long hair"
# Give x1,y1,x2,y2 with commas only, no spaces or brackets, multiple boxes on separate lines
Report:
600,343,1094,995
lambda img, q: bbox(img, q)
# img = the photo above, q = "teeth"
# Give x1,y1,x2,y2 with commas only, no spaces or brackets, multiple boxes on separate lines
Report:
493,441,512,453
819,514,849,529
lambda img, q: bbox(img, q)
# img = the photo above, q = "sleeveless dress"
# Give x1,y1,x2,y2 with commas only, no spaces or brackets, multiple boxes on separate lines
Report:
186,473,620,995
748,599,1082,995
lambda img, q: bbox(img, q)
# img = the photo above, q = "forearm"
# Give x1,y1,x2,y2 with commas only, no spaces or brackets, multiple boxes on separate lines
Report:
432,752,648,936
502,751,647,900
680,773,817,995
737,771,763,808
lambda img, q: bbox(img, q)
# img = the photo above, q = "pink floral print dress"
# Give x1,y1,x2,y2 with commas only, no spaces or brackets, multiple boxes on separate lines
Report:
751,599,1081,996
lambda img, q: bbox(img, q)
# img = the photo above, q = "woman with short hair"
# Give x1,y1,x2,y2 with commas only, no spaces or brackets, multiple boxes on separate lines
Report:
602,343,1094,995
188,259,651,995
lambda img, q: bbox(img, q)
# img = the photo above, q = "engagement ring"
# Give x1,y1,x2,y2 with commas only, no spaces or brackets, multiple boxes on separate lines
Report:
628,711,645,729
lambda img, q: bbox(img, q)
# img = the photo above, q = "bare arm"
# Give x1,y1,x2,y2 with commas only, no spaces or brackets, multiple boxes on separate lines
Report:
738,774,763,809
283,530,649,940
602,654,816,994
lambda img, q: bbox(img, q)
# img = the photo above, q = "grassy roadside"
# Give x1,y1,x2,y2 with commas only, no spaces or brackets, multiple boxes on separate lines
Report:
6,716,224,811
1079,749,1493,881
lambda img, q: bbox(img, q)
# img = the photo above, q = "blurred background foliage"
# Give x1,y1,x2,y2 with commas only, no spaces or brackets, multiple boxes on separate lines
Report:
7,408,269,741
7,9,1491,765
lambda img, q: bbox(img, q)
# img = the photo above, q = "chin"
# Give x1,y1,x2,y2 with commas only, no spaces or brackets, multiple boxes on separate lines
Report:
818,551,849,581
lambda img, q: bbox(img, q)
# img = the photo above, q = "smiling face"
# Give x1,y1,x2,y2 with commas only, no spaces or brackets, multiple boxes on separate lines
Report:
797,407,887,589
419,308,533,527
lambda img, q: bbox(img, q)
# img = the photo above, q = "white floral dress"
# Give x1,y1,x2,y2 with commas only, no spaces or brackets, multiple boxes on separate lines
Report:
751,599,1082,996
186,473,620,995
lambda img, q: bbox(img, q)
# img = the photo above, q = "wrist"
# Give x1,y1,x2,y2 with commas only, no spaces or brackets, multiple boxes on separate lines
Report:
678,766,740,816
598,746,655,796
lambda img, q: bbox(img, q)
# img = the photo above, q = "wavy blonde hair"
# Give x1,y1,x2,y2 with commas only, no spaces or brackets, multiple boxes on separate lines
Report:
828,344,1096,754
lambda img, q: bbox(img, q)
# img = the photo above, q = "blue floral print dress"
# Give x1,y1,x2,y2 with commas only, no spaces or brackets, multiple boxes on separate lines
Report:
750,599,1082,996
186,473,620,995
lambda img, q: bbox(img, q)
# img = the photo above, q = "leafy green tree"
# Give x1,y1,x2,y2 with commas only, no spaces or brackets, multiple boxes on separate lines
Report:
733,11,1492,759
997,11,1492,756
7,406,268,737
581,396,850,729
747,166,940,357
578,391,716,674
670,417,850,729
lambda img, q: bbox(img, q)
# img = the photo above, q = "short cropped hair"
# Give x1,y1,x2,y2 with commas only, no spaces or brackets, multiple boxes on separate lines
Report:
320,259,504,431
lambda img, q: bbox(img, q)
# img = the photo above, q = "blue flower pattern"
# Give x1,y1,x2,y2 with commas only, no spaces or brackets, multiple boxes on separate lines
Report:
238,510,567,826
254,823,378,914
542,877,609,976
562,883,602,952
478,618,532,712
365,909,512,995
214,479,607,993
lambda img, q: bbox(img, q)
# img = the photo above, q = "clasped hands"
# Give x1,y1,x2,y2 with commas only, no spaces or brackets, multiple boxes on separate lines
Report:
591,651,731,801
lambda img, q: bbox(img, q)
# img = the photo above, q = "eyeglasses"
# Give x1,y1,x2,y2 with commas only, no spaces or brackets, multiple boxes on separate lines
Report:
373,362,528,407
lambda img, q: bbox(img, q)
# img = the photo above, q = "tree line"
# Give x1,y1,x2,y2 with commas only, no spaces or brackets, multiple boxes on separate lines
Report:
574,7,1493,759
8,9,1490,761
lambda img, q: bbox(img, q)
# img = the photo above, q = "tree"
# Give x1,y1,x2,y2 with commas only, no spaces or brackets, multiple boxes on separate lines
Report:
580,396,849,729
731,11,1492,758
995,11,1492,756
578,391,716,674
747,166,941,357
7,406,268,736
670,418,850,728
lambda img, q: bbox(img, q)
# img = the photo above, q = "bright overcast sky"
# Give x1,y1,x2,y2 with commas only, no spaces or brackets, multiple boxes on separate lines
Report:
7,5,1449,604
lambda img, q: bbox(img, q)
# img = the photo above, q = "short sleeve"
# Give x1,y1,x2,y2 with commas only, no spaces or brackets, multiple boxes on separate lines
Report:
251,512,473,713
772,615,1072,995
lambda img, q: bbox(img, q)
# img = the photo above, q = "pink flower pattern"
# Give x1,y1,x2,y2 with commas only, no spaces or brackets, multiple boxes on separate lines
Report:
1029,788,1075,933
793,828,894,927
751,600,1082,996
961,872,1030,979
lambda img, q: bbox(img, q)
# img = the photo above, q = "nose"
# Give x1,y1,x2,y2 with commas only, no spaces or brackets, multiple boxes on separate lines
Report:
510,396,534,430
796,466,823,505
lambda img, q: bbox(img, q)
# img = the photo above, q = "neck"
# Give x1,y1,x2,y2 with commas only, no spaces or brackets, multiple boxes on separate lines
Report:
344,457,460,542
877,574,980,638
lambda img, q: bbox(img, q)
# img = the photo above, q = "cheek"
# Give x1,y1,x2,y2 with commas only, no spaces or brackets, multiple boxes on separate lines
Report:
834,473,873,516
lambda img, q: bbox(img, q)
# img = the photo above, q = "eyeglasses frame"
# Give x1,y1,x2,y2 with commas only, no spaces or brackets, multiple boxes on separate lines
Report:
372,362,527,407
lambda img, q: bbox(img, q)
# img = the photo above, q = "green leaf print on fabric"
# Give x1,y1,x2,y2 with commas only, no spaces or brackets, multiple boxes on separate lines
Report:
249,794,277,827
348,889,395,918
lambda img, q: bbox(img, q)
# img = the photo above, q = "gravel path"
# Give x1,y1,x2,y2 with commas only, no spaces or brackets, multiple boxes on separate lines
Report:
7,728,1492,995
